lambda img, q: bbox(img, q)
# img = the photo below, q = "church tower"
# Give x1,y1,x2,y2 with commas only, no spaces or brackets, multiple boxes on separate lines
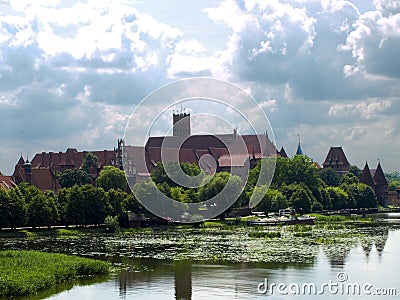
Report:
173,112,191,137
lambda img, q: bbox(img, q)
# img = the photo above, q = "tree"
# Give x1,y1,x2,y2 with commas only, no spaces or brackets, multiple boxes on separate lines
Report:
319,168,340,187
151,161,202,187
349,165,362,178
82,152,98,174
6,188,27,229
65,185,108,226
344,183,376,208
385,171,400,181
0,188,26,229
27,192,59,227
389,180,400,191
272,156,321,190
57,169,91,188
252,187,288,213
107,188,127,221
311,201,323,212
326,187,349,210
289,186,312,213
319,187,332,210
341,173,359,185
97,166,127,191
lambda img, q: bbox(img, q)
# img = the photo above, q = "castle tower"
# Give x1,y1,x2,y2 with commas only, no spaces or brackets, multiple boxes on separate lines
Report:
295,134,303,156
173,112,191,137
373,162,388,206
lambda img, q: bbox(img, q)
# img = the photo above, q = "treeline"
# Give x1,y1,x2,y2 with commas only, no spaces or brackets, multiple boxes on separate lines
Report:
386,171,400,191
0,166,144,229
0,155,379,229
138,156,378,214
246,156,376,213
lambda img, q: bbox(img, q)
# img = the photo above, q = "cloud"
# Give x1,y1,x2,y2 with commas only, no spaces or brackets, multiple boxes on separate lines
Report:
0,0,399,175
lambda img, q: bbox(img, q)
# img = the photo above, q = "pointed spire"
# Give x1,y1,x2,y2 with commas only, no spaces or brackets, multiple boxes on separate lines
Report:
295,133,303,155
374,161,387,185
17,154,25,165
360,161,374,187
280,146,288,158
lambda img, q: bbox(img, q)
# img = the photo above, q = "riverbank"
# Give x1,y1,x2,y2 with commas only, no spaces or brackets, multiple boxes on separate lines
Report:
0,250,109,298
0,216,396,265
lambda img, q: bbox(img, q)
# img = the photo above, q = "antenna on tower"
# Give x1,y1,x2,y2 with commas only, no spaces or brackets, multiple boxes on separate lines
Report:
180,101,183,113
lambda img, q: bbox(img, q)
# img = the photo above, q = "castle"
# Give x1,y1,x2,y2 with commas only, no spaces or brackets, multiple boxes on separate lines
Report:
6,111,389,205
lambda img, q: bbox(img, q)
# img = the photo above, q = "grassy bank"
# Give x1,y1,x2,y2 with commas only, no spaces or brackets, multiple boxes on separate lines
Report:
0,250,109,298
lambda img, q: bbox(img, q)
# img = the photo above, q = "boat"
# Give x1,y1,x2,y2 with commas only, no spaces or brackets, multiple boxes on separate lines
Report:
247,216,316,226
247,208,316,226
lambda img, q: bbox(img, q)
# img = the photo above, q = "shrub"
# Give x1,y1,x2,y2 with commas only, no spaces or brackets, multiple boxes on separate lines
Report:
104,215,120,233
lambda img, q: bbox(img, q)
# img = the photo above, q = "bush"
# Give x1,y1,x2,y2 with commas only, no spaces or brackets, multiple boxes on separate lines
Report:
311,201,323,212
104,215,120,233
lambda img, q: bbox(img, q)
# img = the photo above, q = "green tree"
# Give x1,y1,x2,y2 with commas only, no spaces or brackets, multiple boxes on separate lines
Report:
272,156,322,199
252,187,288,213
289,187,312,213
389,180,400,191
64,185,86,226
107,188,127,221
311,201,323,212
151,161,202,187
123,194,146,216
340,173,359,185
349,165,362,178
82,152,98,174
319,186,332,210
385,171,400,181
344,183,376,208
326,187,349,210
27,192,59,227
97,166,127,191
319,168,340,187
57,169,91,188
0,188,26,229
65,185,108,226
57,188,71,225
18,184,41,206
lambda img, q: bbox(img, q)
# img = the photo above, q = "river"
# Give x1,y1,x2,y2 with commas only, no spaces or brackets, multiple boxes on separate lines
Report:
46,229,399,299
1,215,399,299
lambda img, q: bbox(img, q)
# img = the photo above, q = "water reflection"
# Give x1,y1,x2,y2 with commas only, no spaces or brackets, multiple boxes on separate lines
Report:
374,227,389,254
174,261,192,300
1,224,399,299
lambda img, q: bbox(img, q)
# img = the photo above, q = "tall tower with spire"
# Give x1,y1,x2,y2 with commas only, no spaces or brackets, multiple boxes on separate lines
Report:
295,134,303,156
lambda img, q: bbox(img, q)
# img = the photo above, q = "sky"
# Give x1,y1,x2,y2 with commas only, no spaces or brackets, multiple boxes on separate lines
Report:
0,0,399,175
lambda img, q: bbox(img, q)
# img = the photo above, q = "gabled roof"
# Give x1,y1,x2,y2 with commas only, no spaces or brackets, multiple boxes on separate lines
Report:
16,156,25,165
360,162,374,187
279,146,288,158
323,146,350,166
0,176,17,190
373,162,387,185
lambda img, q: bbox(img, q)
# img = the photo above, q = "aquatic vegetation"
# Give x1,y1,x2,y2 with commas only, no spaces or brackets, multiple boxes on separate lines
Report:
0,224,393,266
0,250,109,298
56,229,81,237
248,231,281,238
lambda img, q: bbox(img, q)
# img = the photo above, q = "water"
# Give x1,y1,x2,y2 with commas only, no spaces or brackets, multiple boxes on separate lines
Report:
1,222,399,299
45,228,398,299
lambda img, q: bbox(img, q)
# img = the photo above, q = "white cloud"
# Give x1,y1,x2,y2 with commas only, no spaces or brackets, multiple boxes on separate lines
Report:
328,98,392,119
